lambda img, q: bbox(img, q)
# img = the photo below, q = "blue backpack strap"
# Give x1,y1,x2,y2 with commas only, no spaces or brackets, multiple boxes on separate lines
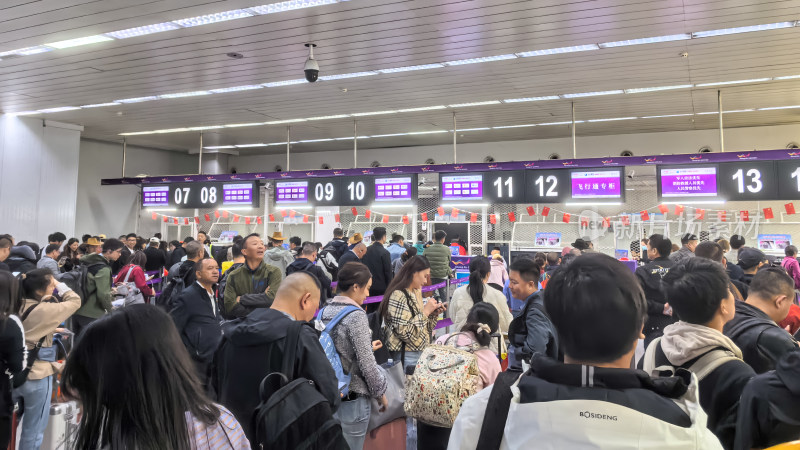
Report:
324,305,361,331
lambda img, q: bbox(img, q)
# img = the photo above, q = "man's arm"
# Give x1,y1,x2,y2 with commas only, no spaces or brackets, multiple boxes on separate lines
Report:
299,325,341,412
523,307,554,359
758,329,799,366
94,267,114,312
222,271,249,318
382,250,392,283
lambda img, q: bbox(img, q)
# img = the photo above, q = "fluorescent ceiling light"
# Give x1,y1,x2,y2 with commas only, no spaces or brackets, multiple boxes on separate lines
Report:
516,44,599,57
172,9,254,27
262,79,306,87
723,109,755,113
224,122,264,127
539,121,576,126
443,54,517,66
599,34,691,48
448,100,501,108
248,0,344,15
587,117,637,122
80,102,120,108
352,110,397,117
504,96,560,103
398,106,446,112
188,126,224,130
265,119,306,124
407,130,448,135
774,75,800,80
9,111,38,116
15,46,52,56
562,90,624,98
119,131,155,135
105,23,180,39
204,145,236,149
38,106,80,113
692,22,795,38
45,35,113,49
642,113,693,118
116,96,160,103
696,111,718,115
456,127,491,131
379,64,445,73
493,124,536,129
210,85,263,93
155,128,190,133
334,136,370,140
235,143,268,147
297,138,335,143
306,114,350,120
160,91,211,98
758,105,800,110
695,78,770,87
370,133,408,138
318,72,378,81
624,84,693,94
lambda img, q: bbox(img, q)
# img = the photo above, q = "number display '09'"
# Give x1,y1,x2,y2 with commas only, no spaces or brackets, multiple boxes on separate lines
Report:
315,182,334,201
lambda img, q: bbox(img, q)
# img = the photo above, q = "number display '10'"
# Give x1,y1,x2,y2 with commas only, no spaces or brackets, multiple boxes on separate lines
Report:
347,181,365,201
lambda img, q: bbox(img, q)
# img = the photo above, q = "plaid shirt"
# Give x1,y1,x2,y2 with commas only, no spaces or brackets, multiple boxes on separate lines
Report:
384,288,438,352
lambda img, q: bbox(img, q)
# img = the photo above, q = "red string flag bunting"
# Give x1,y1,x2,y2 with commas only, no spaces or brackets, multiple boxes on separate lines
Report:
562,213,571,224
718,211,726,222
602,217,611,228
786,203,796,215
421,212,428,221
451,208,459,218
222,211,229,219
508,212,516,223
541,207,550,217
245,217,251,225
658,204,669,215
489,214,497,225
174,218,179,225
268,214,275,222
280,210,288,217
621,215,630,226
257,217,263,225
335,214,340,223
184,218,189,225
214,211,220,219
289,210,296,218
740,211,749,222
470,213,478,223
233,215,240,223
303,215,309,223
437,207,445,216
402,215,409,225
695,208,705,220
365,210,371,219
152,212,158,220
194,216,200,224
640,210,650,221
675,205,685,215
382,215,389,224
526,206,535,216
763,207,774,220
351,207,358,216
318,216,323,225
163,216,169,223
204,214,211,222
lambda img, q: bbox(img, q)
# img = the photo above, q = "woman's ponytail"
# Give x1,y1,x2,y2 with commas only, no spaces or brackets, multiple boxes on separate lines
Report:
467,256,491,304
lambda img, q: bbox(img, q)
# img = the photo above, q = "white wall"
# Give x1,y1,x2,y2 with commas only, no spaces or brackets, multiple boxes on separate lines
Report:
0,115,81,243
230,123,800,171
75,139,196,239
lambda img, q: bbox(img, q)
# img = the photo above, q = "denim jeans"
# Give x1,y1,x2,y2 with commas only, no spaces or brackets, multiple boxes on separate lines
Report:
390,350,421,373
334,395,370,450
430,278,449,304
14,375,52,450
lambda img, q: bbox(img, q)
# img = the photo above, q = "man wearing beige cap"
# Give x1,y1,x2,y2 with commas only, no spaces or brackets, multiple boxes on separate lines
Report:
263,231,294,275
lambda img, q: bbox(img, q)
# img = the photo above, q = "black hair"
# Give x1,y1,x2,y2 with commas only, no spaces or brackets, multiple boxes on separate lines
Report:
417,233,425,242
336,262,372,293
242,233,261,247
154,233,162,239
63,238,80,259
48,232,66,243
467,256,491,304
402,247,418,262
231,242,243,259
544,253,646,362
102,239,124,254
333,228,344,238
183,237,194,243
0,237,11,250
785,245,798,257
546,252,560,266
169,240,181,248
380,255,430,320
158,241,168,252
289,236,302,247
372,227,387,242
45,244,60,255
0,271,22,324
301,243,317,256
749,267,796,300
62,305,221,450
391,234,404,244
81,234,91,243
663,258,730,325
21,268,53,300
460,302,499,347
128,251,147,269
434,230,447,242
509,258,542,285
493,246,501,252
647,234,672,257
695,241,724,263
730,235,746,249
125,233,137,240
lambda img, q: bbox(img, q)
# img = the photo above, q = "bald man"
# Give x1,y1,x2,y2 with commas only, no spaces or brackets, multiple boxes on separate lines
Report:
338,241,367,267
213,272,339,442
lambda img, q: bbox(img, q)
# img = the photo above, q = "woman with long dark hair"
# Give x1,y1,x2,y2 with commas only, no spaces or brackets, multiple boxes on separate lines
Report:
58,238,80,272
62,305,249,450
380,255,446,371
113,250,154,303
0,272,24,448
448,256,512,353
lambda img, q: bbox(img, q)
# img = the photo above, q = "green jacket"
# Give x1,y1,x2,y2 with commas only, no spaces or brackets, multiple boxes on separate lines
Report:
223,261,283,318
423,243,452,279
76,253,113,319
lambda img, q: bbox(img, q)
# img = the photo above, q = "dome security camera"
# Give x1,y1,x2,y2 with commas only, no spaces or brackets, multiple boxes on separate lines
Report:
304,43,319,83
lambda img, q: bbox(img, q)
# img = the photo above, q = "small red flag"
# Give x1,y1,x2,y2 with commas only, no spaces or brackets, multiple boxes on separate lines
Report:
335,214,340,223
194,216,200,224
402,215,409,225
152,212,158,220
658,204,669,215
562,213,571,224
184,218,189,225
718,211,726,222
214,211,220,219
451,208,459,218
382,215,389,224
526,206,535,216
640,210,650,221
508,212,516,222
602,217,611,228
351,207,358,216
303,215,309,223
541,207,550,217
763,207,774,220
174,218,179,225
280,210,288,217
246,217,251,225
233,214,240,222
204,213,211,222
421,212,428,221
222,211,229,219
365,210,371,219
470,213,477,223
489,214,497,225
289,210,296,218
786,203,796,215
675,205,685,215
621,215,630,226
740,211,749,222
318,216,324,225
695,208,705,220
268,214,275,221
257,217,263,224
163,216,169,223
437,207,445,216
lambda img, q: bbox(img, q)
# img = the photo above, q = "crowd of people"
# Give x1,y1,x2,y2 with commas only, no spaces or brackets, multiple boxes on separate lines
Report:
0,227,799,449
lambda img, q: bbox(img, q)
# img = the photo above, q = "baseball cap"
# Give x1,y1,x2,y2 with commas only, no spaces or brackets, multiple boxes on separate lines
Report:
149,237,160,245
738,247,767,270
681,233,698,245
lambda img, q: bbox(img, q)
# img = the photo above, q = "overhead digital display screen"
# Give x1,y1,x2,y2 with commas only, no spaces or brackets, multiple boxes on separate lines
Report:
718,161,778,201
659,166,718,198
142,181,259,209
143,186,170,207
223,183,255,205
523,169,571,203
441,174,483,201
275,181,309,204
570,170,623,199
777,160,800,200
484,170,525,204
375,177,413,202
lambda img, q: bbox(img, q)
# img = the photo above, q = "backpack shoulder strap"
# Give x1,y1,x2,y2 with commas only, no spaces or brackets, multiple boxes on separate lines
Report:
324,305,361,331
476,370,521,449
281,321,304,380
123,265,135,283
20,303,39,322
688,349,740,382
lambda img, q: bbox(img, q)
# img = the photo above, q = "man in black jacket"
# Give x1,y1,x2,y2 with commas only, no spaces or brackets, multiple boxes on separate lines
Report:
361,227,392,298
325,228,349,261
143,237,166,272
338,242,366,267
634,234,676,347
738,247,768,285
286,243,332,307
170,258,222,391
723,267,799,374
168,240,186,267
213,272,338,443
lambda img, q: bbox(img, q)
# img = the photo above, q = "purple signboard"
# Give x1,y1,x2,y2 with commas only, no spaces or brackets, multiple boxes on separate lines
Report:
143,186,169,206
441,174,483,200
275,181,309,204
375,177,412,201
570,170,622,199
660,166,718,198
223,183,255,205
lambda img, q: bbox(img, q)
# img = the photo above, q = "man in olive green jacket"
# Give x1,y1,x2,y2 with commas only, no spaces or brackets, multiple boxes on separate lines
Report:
223,233,283,318
423,230,453,301
73,238,124,338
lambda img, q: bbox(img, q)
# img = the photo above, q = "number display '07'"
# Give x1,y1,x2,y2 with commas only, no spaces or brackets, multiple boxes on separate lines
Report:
174,187,190,205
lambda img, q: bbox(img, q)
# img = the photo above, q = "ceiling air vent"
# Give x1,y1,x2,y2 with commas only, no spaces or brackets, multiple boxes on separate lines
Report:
321,163,332,170
620,150,634,157
424,158,436,165
698,146,712,153
484,155,496,163
370,160,381,168
787,142,799,149
548,153,560,160
274,165,283,172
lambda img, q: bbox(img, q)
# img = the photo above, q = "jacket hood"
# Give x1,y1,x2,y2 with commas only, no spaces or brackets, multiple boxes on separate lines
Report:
80,253,108,265
287,258,315,272
221,307,295,346
776,350,800,394
490,259,504,267
660,321,742,366
264,247,289,261
9,245,35,261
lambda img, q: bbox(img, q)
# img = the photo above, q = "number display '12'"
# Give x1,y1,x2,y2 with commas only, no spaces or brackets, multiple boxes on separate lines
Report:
523,169,570,203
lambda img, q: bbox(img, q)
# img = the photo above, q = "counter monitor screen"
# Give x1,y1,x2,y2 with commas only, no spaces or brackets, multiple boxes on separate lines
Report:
660,166,718,198
143,186,169,207
375,177,412,201
275,181,309,204
223,183,255,205
441,174,483,200
570,170,622,199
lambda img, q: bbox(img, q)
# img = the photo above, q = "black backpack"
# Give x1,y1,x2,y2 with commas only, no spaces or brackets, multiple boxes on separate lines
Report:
318,244,340,280
253,321,348,450
507,294,560,361
60,263,106,305
156,269,187,310
12,303,46,388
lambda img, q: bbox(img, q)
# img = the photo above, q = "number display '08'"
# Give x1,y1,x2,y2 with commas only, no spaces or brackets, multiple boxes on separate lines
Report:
200,187,217,203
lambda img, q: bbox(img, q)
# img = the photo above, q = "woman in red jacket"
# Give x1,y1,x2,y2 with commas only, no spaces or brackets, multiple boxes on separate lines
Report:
114,251,154,303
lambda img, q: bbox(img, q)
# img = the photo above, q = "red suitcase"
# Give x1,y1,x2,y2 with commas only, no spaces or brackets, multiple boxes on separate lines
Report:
364,417,406,450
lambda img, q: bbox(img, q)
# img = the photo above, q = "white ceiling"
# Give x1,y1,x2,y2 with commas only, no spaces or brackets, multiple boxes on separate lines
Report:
3,0,800,155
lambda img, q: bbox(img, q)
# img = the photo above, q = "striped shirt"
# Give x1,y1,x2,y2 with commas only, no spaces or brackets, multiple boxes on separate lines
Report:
186,405,250,449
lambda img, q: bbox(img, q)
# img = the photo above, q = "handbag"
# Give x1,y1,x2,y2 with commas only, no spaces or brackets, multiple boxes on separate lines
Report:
115,266,145,307
368,361,406,432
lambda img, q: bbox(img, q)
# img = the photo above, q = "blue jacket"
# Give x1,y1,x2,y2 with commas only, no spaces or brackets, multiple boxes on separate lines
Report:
509,290,560,370
387,243,406,262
